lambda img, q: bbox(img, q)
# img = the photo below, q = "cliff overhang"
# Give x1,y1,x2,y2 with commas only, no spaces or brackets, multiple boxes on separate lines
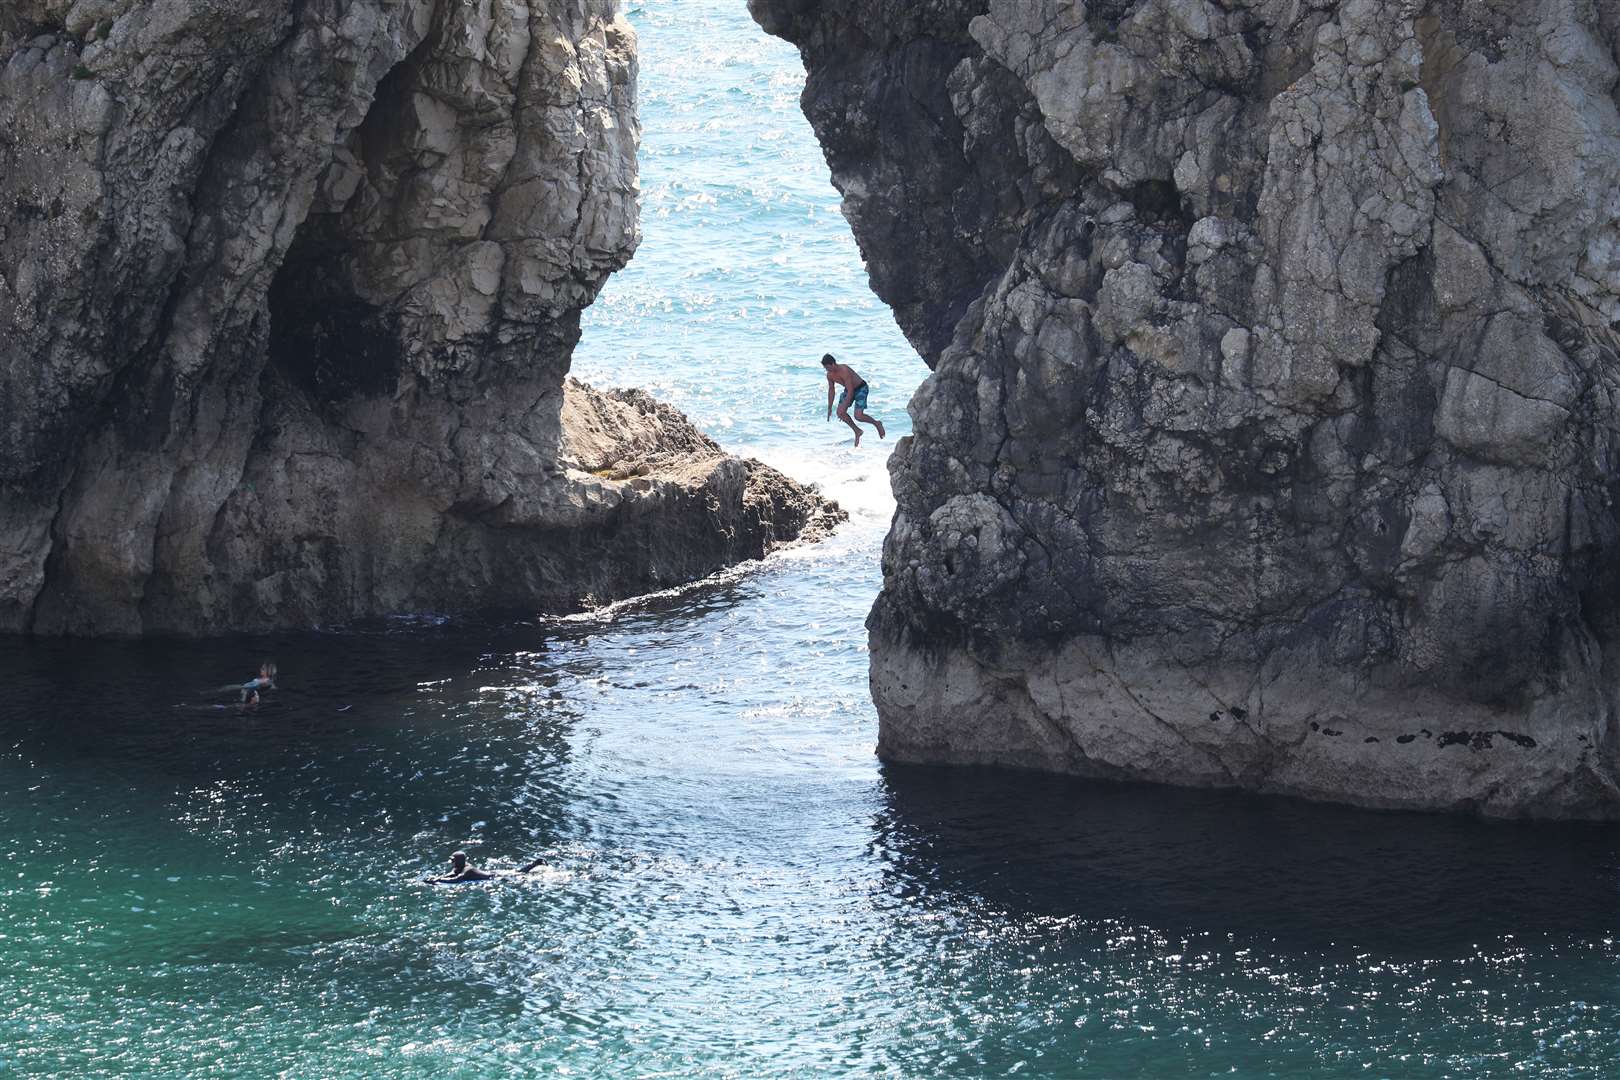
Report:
755,0,1620,818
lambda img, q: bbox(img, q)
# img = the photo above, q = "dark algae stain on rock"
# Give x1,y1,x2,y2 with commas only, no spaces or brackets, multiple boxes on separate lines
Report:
1435,731,1540,751
755,0,1620,817
0,1,838,635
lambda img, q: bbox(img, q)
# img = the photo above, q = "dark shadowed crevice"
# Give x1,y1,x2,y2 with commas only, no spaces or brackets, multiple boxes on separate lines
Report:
265,35,438,407
266,226,400,404
1084,0,1139,44
0,11,60,41
1126,178,1192,230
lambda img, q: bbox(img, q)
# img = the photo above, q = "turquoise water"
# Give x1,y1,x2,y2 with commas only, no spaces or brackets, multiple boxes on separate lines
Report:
3,2,1619,1076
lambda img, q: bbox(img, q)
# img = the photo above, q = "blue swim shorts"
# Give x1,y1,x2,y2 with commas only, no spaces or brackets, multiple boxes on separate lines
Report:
839,382,870,412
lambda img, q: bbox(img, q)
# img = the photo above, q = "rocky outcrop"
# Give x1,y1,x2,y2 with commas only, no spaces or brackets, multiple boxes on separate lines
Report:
0,0,836,634
756,0,1620,817
553,378,845,609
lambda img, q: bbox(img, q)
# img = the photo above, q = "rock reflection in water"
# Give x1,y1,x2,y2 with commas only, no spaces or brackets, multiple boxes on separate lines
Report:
874,764,1620,952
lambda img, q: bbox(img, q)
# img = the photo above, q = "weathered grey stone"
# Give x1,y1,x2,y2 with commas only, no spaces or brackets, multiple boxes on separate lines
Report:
757,0,1620,817
1,0,839,634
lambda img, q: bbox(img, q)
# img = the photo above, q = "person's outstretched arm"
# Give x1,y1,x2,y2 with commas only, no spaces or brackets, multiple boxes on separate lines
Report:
425,871,477,884
519,858,546,873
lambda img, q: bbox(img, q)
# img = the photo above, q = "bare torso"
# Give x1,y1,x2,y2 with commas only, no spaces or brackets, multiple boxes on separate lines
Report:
826,363,864,393
822,359,884,444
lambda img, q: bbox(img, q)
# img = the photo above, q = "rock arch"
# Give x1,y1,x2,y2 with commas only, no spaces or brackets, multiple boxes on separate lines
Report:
0,0,833,634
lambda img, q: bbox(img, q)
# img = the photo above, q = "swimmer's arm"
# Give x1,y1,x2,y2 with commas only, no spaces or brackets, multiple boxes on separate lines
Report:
519,858,546,873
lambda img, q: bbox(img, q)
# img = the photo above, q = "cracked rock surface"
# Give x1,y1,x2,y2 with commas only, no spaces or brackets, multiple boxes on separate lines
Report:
1,0,838,634
755,0,1620,817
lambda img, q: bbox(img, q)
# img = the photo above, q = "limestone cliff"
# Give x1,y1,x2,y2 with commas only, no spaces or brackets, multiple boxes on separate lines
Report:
0,0,837,634
756,0,1620,817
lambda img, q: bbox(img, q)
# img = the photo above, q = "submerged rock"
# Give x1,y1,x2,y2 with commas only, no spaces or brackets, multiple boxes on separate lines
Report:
0,0,838,634
756,0,1620,817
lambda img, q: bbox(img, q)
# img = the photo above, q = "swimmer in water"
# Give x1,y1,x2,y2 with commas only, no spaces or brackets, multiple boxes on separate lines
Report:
424,851,493,884
422,851,550,884
216,660,276,702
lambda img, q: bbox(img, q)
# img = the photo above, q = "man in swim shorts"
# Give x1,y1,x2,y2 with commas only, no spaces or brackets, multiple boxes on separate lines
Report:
822,353,886,447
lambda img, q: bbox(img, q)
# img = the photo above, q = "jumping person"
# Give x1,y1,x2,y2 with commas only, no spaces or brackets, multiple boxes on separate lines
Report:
822,354,886,446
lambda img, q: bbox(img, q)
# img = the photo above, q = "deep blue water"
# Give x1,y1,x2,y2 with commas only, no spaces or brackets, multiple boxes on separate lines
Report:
1,2,1617,1076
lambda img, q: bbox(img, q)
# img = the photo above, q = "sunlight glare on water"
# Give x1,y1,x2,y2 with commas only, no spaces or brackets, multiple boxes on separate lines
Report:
1,2,1617,1077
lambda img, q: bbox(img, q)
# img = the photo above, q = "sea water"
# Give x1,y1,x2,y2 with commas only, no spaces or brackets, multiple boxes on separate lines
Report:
2,2,1617,1076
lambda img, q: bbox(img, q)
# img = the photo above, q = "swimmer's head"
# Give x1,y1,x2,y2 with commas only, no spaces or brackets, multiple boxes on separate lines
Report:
260,660,277,681
821,354,836,368
450,851,467,871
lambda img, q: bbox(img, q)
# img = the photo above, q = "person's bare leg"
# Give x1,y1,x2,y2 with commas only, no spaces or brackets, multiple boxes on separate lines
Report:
838,408,862,446
855,409,886,439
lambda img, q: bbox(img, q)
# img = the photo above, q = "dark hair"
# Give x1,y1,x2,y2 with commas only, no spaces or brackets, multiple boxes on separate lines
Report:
821,354,836,366
451,851,467,866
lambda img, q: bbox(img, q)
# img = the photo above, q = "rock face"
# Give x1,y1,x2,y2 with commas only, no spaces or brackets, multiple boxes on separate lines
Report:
755,0,1620,817
554,378,845,610
0,0,836,634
